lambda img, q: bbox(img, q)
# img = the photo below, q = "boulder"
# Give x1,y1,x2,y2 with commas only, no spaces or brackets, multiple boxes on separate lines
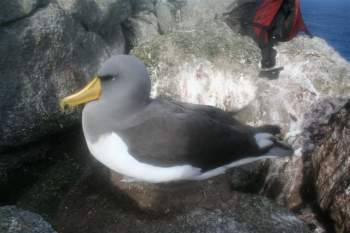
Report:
0,143,51,204
132,20,260,111
258,156,305,210
0,206,57,233
130,0,156,13
0,3,109,147
0,0,49,25
56,0,132,54
309,100,350,233
0,128,87,221
123,0,160,49
155,0,235,33
123,10,160,49
53,167,310,233
259,99,348,204
249,98,350,233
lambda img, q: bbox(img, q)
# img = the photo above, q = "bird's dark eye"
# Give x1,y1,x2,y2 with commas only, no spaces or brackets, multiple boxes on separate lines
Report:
100,75,117,81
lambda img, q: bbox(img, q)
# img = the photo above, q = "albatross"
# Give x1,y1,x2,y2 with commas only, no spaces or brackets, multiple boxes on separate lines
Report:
60,55,292,183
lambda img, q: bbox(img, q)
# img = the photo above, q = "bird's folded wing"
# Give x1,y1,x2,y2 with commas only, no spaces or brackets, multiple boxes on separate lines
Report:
117,100,258,170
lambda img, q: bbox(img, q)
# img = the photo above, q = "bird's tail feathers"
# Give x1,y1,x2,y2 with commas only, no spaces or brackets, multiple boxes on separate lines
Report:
254,133,294,157
263,143,294,157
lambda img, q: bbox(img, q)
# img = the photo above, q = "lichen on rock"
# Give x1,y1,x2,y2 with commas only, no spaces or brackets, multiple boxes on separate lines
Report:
0,2,109,147
0,206,57,233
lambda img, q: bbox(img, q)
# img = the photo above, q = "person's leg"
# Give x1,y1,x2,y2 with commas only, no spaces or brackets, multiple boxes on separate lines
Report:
259,40,276,69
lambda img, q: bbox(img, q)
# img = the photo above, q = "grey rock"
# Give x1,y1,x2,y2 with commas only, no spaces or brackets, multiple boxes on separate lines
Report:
298,208,328,233
259,156,306,210
227,162,268,193
0,206,57,233
57,0,132,54
155,0,235,32
0,0,48,25
0,143,50,203
308,100,350,233
0,129,87,222
155,1,174,33
57,0,131,28
264,96,349,209
130,0,156,13
124,0,159,49
0,3,109,147
255,99,350,233
124,11,160,48
132,20,260,111
53,168,310,233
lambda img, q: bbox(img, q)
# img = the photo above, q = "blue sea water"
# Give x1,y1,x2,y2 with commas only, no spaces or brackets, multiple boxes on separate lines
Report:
301,0,350,61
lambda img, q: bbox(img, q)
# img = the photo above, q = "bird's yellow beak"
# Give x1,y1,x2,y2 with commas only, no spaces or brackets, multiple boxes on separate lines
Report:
60,76,102,111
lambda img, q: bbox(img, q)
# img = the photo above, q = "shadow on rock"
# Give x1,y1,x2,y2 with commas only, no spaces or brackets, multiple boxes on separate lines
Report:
53,162,310,233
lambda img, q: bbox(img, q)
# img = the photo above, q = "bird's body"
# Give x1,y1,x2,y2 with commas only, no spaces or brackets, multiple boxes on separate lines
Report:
61,55,293,183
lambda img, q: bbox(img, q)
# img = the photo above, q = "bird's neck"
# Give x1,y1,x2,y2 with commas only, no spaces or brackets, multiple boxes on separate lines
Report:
111,97,151,119
82,99,151,142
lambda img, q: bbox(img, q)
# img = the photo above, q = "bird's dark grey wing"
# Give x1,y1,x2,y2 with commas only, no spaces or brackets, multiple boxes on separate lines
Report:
117,100,261,171
170,100,281,135
170,100,242,126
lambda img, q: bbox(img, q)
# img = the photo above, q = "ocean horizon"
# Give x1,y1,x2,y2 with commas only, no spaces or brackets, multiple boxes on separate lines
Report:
302,0,350,61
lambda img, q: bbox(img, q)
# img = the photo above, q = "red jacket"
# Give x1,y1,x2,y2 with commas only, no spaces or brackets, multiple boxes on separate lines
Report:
253,0,309,43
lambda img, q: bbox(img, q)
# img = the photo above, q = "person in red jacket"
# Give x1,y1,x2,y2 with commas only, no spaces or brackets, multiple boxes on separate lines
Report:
225,0,312,70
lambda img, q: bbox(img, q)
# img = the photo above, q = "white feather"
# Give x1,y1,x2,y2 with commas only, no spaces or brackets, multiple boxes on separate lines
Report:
191,155,276,180
254,133,274,149
86,133,201,183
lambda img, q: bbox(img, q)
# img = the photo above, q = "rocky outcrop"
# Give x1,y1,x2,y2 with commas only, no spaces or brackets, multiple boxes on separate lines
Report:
0,2,111,147
133,20,260,110
56,0,131,54
308,100,350,233
0,0,49,25
0,129,86,222
52,165,310,233
0,143,51,204
122,0,160,49
0,0,140,148
123,0,240,48
123,10,159,49
155,0,234,33
0,206,57,233
247,99,350,233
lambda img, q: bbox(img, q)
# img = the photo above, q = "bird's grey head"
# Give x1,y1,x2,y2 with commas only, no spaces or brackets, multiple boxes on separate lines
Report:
60,55,152,134
96,55,151,111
